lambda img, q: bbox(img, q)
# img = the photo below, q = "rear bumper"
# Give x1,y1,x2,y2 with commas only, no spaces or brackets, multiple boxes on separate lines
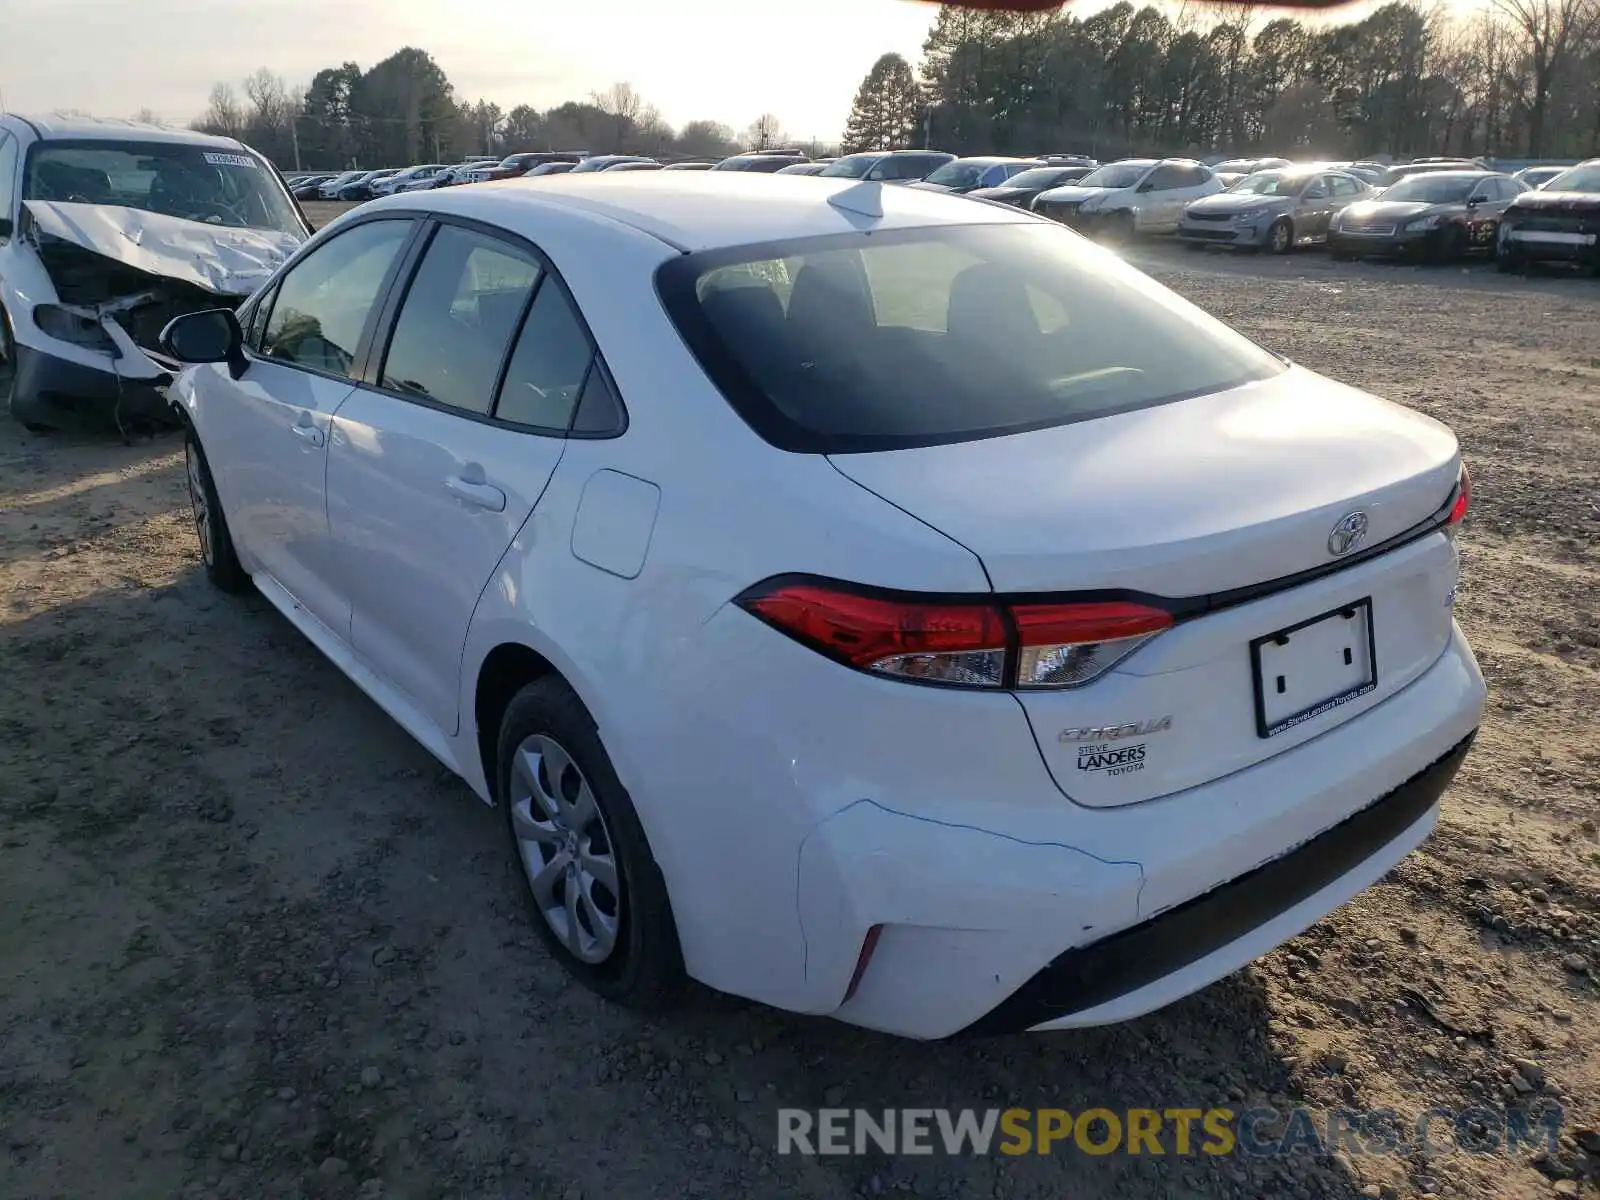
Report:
807,622,1483,1039
964,731,1472,1035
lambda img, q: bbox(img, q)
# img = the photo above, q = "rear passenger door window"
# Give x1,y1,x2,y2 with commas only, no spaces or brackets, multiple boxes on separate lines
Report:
378,224,542,415
0,133,18,231
261,219,413,379
493,278,596,431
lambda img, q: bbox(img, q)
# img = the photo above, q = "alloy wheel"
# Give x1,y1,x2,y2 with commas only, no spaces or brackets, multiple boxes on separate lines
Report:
509,734,622,964
186,441,214,567
1270,222,1291,254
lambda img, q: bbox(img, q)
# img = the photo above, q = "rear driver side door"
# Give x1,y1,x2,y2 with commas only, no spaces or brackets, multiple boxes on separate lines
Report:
325,218,622,737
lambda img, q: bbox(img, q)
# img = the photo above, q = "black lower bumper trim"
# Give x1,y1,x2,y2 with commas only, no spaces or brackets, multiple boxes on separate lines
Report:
959,732,1476,1037
11,342,173,429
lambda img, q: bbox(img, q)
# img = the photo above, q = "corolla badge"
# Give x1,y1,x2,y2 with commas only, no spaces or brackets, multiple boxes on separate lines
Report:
1327,510,1370,557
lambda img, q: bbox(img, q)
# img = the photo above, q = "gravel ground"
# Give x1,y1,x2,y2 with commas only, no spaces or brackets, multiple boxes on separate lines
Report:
2,211,1597,1200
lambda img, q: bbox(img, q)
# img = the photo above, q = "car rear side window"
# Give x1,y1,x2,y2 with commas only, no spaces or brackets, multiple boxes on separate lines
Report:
261,219,412,379
657,223,1284,454
0,133,17,228
379,224,541,415
493,278,595,431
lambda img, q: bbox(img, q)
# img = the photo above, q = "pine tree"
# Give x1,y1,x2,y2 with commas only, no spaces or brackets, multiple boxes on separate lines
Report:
842,53,924,152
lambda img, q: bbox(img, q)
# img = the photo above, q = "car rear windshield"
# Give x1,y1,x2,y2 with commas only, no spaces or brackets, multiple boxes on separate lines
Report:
1544,165,1600,193
23,140,304,236
1381,175,1478,203
1005,167,1082,189
819,154,878,179
1072,162,1152,189
1229,170,1313,196
655,223,1285,454
922,161,995,188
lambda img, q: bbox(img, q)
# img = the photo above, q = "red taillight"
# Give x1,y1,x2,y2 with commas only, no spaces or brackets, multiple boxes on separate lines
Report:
1447,463,1470,526
737,581,1172,689
740,585,1006,670
842,924,883,1004
1010,601,1174,646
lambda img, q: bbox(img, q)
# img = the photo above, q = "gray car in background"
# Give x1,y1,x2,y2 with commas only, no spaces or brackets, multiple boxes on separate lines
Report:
1179,167,1376,253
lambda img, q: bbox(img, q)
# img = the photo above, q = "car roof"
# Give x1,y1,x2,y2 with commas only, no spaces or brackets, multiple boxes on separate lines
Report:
4,113,248,150
947,156,1038,165
1393,169,1498,180
373,171,1036,253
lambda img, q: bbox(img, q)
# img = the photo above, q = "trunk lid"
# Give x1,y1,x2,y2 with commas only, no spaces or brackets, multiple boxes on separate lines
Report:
828,367,1463,806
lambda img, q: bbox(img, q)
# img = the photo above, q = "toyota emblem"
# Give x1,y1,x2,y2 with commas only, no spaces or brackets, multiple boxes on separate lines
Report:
1327,510,1370,557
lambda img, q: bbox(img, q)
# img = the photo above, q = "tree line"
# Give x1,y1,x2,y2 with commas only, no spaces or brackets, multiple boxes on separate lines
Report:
843,0,1600,161
192,47,806,170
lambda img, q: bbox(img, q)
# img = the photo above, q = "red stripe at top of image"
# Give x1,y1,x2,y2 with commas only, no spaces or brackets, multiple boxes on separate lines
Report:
916,0,1359,10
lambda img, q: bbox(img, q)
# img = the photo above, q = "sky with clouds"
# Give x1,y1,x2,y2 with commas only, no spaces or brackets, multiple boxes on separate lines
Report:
1,0,944,143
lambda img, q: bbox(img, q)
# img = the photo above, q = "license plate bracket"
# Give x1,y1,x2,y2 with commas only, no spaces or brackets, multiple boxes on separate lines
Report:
1250,599,1378,739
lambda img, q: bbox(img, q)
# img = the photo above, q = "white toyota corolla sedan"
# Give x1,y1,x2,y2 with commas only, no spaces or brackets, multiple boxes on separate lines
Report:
160,172,1485,1040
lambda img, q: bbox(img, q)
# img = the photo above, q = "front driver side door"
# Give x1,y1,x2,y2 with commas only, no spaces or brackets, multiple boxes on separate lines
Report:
197,217,416,639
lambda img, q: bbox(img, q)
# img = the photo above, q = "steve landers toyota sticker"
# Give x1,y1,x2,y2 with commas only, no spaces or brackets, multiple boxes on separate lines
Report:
1076,743,1147,776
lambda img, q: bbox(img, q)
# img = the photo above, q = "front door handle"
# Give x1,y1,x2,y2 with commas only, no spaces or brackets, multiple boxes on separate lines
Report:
445,475,507,512
291,422,325,448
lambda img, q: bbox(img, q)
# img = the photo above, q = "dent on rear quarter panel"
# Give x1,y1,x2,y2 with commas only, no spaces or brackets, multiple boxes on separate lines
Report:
569,469,662,580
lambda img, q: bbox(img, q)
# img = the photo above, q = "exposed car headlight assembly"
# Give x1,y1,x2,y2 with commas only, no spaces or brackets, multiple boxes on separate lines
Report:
33,304,117,353
1405,215,1443,232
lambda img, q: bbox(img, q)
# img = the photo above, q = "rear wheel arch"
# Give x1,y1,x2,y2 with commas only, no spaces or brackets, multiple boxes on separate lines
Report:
473,641,557,802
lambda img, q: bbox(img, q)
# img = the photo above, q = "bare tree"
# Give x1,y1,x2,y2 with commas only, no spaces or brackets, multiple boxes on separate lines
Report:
744,112,786,149
591,81,646,152
130,107,161,125
243,68,293,130
1493,0,1600,153
199,83,245,137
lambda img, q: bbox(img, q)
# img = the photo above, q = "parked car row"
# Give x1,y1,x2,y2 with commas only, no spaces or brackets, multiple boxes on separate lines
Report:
293,149,1113,203
1005,152,1599,271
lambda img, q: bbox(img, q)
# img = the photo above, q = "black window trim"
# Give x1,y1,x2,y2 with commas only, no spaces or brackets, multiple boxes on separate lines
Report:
0,131,17,237
654,222,1287,456
245,214,424,390
353,210,628,440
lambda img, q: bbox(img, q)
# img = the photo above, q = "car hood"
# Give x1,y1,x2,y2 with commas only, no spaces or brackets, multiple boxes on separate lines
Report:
968,185,1033,203
1507,189,1600,215
826,364,1459,595
23,201,304,297
1337,199,1452,223
1186,192,1293,216
1034,184,1118,205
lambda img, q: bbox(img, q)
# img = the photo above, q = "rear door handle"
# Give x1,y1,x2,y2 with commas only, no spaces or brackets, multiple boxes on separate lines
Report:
445,475,507,512
291,423,325,448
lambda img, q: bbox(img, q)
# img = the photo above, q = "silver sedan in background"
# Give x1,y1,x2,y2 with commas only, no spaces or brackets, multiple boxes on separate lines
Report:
1178,167,1377,253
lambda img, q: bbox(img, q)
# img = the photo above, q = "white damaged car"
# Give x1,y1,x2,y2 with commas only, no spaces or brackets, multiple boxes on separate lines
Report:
0,114,310,430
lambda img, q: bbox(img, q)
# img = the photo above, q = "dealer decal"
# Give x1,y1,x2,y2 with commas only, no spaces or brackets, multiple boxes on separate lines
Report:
1076,743,1147,777
204,152,260,169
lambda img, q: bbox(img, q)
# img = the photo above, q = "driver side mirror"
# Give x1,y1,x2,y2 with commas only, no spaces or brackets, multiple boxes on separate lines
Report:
1466,193,1487,207
1136,180,1155,193
160,308,246,378
0,217,12,239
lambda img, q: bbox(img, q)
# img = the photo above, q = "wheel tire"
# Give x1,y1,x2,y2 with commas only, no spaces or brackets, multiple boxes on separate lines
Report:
1434,226,1467,264
1267,218,1294,255
499,677,685,1010
184,426,249,593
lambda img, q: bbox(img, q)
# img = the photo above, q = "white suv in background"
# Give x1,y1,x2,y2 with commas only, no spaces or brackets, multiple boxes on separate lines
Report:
1033,157,1224,238
0,112,308,431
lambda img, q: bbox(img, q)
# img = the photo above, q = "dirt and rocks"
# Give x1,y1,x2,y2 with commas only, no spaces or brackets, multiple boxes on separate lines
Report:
1,229,1597,1200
